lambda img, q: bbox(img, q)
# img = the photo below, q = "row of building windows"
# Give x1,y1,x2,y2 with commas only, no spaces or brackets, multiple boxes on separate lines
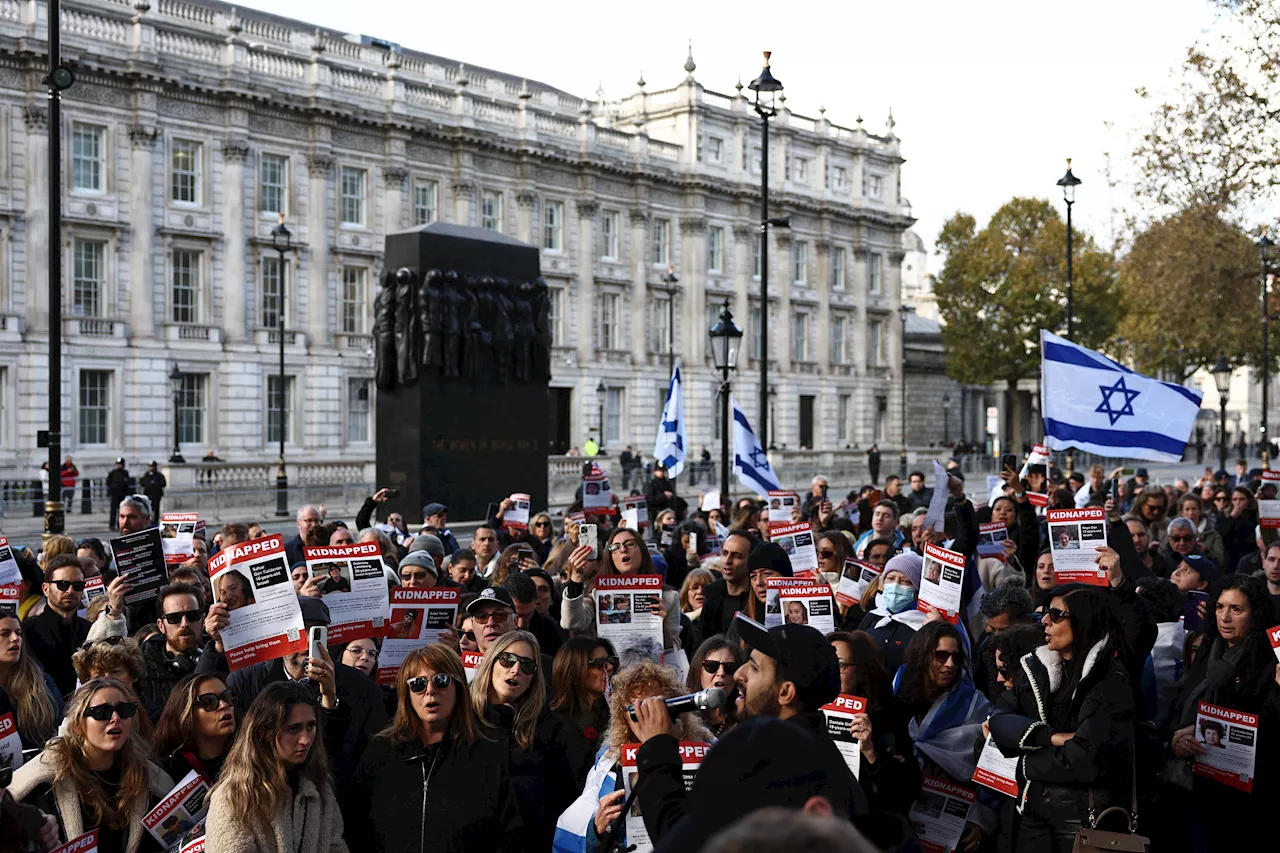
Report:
55,368,372,449
699,134,888,200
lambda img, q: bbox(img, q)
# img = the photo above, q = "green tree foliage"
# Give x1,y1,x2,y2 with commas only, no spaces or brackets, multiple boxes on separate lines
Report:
934,197,1119,394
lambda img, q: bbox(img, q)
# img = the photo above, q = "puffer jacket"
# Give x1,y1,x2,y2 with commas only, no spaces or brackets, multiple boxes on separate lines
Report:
205,775,347,853
989,640,1135,835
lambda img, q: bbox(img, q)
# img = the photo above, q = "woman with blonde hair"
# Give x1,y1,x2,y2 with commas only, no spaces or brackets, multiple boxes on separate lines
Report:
679,568,715,619
0,612,62,748
472,630,577,850
205,681,345,853
10,678,173,853
346,645,520,853
554,660,712,853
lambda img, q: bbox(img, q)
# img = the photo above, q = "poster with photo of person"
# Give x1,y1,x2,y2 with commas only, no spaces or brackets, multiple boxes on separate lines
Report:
208,534,306,670
1046,507,1108,585
594,574,663,661
378,587,459,686
1193,701,1258,793
303,541,390,644
621,742,709,853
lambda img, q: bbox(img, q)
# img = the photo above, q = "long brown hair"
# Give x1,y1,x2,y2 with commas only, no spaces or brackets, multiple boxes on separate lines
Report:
826,630,893,713
154,672,238,758
471,631,546,750
382,644,479,748
47,679,152,829
0,615,57,744
211,682,328,834
550,636,616,718
596,527,655,580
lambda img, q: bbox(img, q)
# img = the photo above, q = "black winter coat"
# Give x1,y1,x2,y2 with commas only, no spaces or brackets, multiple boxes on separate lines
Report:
698,578,747,639
138,634,224,723
346,733,523,853
989,642,1135,837
550,696,611,790
854,611,919,676
22,608,89,698
485,705,578,853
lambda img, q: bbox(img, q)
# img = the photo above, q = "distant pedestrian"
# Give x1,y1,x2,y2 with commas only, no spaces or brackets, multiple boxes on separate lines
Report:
141,461,167,520
106,457,131,530
584,436,600,457
60,455,78,513
867,443,881,486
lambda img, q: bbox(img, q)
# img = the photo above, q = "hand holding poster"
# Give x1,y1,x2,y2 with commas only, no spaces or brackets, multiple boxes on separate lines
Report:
835,559,881,608
821,694,868,779
1046,507,1109,586
976,522,1009,559
621,742,709,853
775,582,836,633
582,464,614,512
764,576,814,628
973,735,1020,797
208,535,306,671
160,513,199,566
769,522,819,578
594,574,664,659
303,542,390,644
1192,701,1257,793
767,491,798,533
378,587,460,686
918,542,966,623
143,770,211,851
908,777,976,853
112,527,168,605
0,537,20,585
503,493,531,531
621,496,649,529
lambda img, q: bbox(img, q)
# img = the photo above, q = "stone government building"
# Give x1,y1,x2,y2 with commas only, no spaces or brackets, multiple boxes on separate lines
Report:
0,0,972,485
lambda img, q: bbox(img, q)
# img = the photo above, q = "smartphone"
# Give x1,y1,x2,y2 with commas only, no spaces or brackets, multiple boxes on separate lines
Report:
660,523,674,547
1000,454,1018,473
1184,590,1209,633
1109,478,1120,505
821,484,829,499
308,625,328,661
385,488,400,499
689,532,698,554
580,523,599,560
485,502,500,522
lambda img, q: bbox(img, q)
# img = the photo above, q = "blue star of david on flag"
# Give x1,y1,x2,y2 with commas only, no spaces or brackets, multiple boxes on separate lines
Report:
749,446,771,472
732,394,781,494
1095,376,1140,426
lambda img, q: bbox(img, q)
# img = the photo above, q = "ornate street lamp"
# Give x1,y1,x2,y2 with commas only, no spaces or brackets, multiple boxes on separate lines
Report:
1213,354,1232,473
748,52,783,451
168,364,185,464
1056,159,1082,340
270,214,293,517
709,300,743,505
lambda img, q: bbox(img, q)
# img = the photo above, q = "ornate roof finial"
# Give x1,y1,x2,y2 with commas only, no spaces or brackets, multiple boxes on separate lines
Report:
735,77,744,94
596,81,605,101
519,79,532,100
684,41,696,77
856,115,863,126
226,7,242,35
818,105,826,117
886,108,895,131
637,71,646,90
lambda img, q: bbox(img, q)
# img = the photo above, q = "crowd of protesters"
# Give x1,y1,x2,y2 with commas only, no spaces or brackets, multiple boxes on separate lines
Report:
0,455,1276,853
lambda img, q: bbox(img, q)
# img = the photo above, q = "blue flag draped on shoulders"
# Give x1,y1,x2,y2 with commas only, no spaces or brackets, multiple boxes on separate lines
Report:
1040,329,1203,463
653,359,687,478
731,394,781,494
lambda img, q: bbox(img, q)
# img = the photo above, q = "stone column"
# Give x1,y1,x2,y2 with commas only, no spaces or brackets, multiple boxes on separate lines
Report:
306,154,332,348
628,209,649,365
22,106,48,331
127,123,157,339
516,191,538,245
452,181,475,227
221,137,250,343
816,241,832,372
775,231,792,373
383,166,408,234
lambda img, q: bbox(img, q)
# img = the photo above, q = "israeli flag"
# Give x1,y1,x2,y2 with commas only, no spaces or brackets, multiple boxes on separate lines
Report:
732,394,782,494
654,360,687,478
1041,330,1203,462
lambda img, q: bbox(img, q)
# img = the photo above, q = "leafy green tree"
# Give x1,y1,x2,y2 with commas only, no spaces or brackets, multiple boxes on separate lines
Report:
935,197,1119,442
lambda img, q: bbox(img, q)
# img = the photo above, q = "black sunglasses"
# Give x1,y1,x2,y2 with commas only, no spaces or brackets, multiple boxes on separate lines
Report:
84,701,139,721
407,672,455,693
461,630,476,643
932,650,962,665
588,655,619,671
1043,607,1071,624
52,579,86,592
194,690,237,712
701,660,740,676
496,651,538,675
161,609,204,626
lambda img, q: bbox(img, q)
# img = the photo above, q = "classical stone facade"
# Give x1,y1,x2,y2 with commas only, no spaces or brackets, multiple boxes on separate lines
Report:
0,0,914,478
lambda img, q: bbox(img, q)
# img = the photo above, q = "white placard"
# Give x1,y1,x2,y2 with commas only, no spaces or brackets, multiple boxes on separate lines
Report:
776,581,836,633
303,542,391,644
208,535,306,671
0,711,23,771
976,522,1008,559
767,491,798,532
1046,507,1109,586
160,513,199,566
821,694,868,780
764,576,814,628
1193,701,1257,793
504,493,531,530
594,574,665,657
621,742,709,853
378,587,460,686
836,559,881,608
0,537,20,586
769,521,819,578
143,770,210,851
972,735,1019,797
583,465,614,512
908,776,975,853
918,542,965,624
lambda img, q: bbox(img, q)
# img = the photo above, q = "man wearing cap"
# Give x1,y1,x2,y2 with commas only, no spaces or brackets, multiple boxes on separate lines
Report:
467,586,555,681
105,457,131,531
422,502,459,555
1171,553,1219,594
398,550,441,588
140,461,167,520
221,595,387,786
629,620,869,846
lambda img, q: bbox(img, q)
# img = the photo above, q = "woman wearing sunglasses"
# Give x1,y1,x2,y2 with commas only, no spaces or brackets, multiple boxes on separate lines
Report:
988,585,1135,853
206,681,345,853
154,673,238,784
0,612,62,749
347,645,520,853
684,635,744,737
10,678,173,853
895,622,993,852
529,512,556,563
550,637,617,789
471,631,577,851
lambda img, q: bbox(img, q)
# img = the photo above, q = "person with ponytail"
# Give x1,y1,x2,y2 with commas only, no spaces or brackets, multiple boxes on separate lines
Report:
205,681,346,853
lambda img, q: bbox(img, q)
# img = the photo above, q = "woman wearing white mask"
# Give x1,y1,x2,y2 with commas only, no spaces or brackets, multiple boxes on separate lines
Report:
855,552,929,674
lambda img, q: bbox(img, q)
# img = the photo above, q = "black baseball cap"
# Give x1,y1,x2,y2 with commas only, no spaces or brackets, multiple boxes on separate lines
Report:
734,615,840,711
465,585,514,614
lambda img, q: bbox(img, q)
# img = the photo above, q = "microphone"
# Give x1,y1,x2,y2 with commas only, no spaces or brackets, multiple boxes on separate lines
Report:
628,687,727,722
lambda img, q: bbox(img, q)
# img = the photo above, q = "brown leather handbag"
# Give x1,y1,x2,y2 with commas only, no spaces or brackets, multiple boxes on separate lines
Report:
1071,759,1150,853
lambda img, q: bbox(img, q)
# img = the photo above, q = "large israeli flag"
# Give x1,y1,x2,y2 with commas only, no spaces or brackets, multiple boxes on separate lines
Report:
1040,330,1203,462
732,394,782,494
653,360,687,478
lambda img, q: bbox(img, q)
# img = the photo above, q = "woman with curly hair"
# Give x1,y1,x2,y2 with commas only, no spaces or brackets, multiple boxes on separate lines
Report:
10,678,173,853
0,612,62,748
553,660,712,853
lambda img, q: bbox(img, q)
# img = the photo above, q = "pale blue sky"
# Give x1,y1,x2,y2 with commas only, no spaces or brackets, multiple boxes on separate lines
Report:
242,0,1225,267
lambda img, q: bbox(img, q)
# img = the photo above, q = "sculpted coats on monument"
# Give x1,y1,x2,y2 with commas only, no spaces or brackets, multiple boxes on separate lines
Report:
393,268,420,387
513,280,536,383
492,277,515,385
373,271,398,390
418,268,443,369
441,270,464,378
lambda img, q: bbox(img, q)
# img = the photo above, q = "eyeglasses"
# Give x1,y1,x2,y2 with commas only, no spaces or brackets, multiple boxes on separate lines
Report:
461,630,476,643
1169,535,1194,544
1213,496,1228,503
1043,607,1071,624
932,650,962,665
161,609,204,626
588,656,619,672
534,521,551,529
496,651,539,675
345,646,378,660
996,667,1011,681
608,539,641,552
837,660,857,672
407,672,455,693
194,690,237,712
51,579,86,592
84,701,139,722
817,549,838,559
700,660,740,676
471,609,512,624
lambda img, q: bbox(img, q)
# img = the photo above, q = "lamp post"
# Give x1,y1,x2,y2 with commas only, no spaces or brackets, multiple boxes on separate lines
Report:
767,387,777,450
1213,355,1232,473
168,364,185,464
748,52,784,451
1258,231,1274,469
898,303,915,476
270,215,293,517
1056,159,1082,340
596,381,607,449
709,299,743,507
661,266,678,379
943,392,951,446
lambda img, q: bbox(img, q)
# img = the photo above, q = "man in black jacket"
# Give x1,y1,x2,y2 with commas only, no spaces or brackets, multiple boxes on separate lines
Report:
105,457,131,531
140,461,167,520
23,555,97,696
140,582,224,721
698,531,754,637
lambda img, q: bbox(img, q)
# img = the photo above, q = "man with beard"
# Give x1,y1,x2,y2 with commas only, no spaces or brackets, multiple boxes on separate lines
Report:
139,583,222,721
